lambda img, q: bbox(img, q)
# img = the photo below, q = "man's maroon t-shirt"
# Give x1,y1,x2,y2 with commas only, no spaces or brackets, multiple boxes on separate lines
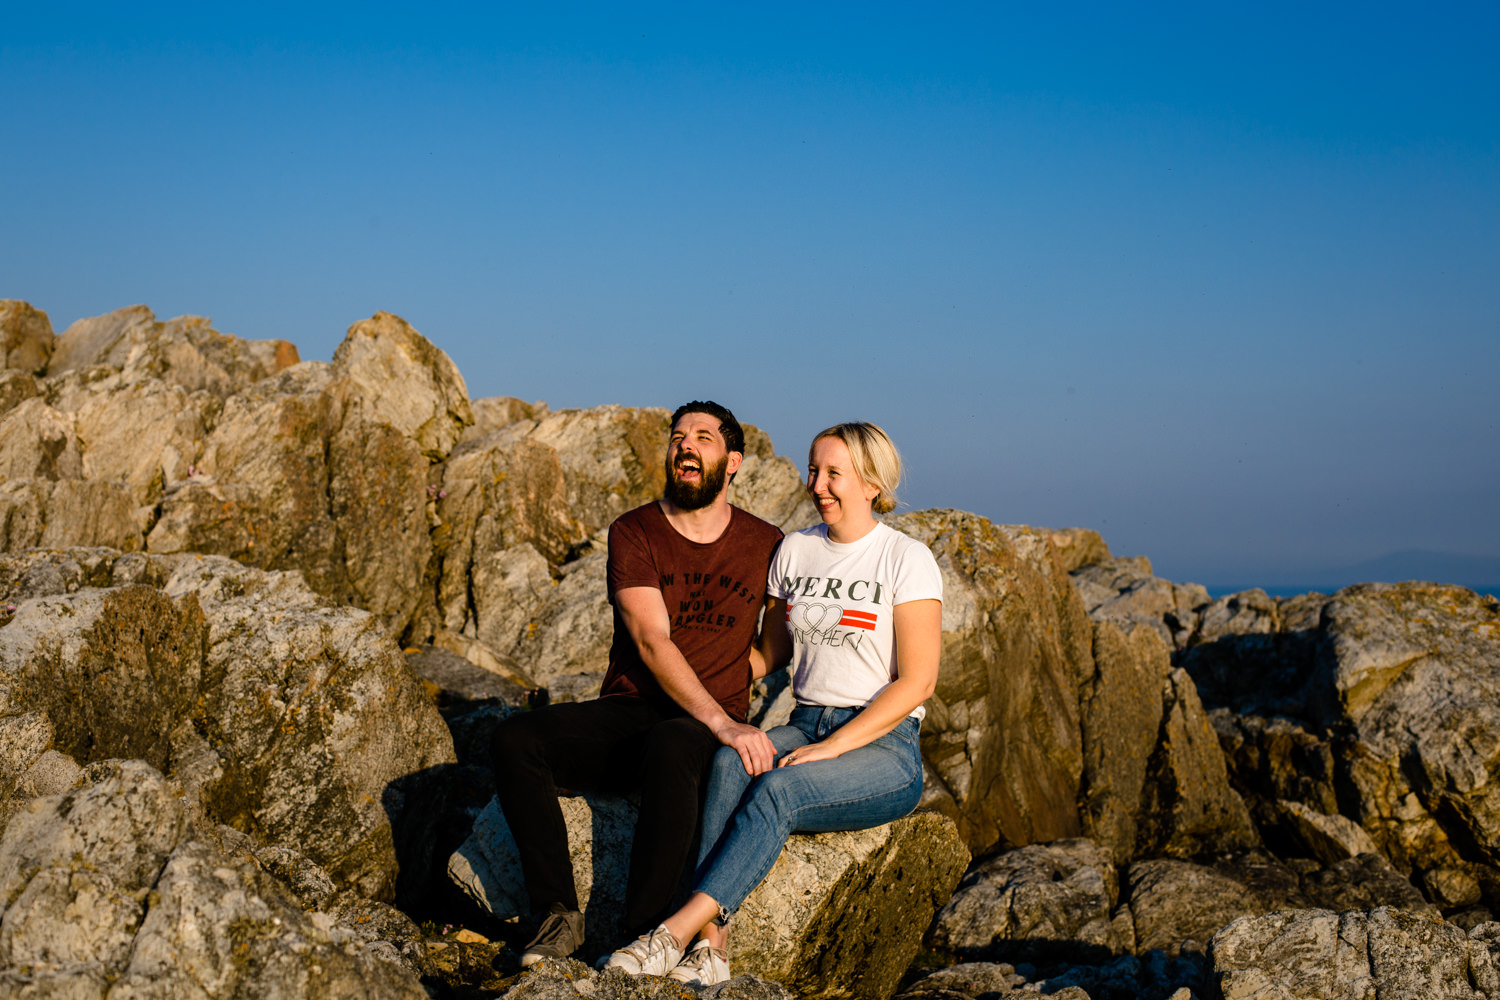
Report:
601,501,783,723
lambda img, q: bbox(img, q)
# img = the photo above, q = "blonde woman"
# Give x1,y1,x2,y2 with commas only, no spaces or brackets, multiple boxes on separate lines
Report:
606,422,943,985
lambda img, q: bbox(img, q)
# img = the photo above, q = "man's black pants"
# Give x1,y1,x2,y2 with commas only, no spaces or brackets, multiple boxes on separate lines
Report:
489,696,721,936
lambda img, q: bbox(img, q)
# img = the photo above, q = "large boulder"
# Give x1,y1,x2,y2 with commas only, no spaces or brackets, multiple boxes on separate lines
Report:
0,547,456,900
1133,666,1259,859
0,759,427,999
0,584,210,775
1327,585,1500,879
928,838,1127,962
331,311,472,459
464,395,549,438
1210,907,1500,1000
449,797,968,1000
1122,858,1299,957
717,811,969,1000
892,511,1094,856
0,301,55,375
45,304,158,375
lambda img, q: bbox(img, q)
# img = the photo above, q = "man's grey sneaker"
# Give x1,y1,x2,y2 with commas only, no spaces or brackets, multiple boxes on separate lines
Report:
603,924,683,976
667,939,731,987
520,905,585,968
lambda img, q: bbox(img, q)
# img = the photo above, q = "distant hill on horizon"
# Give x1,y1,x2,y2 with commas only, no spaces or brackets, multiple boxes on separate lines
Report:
1205,549,1500,600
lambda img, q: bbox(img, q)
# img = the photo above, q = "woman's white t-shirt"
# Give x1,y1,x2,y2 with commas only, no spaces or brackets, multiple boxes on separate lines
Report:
767,521,943,720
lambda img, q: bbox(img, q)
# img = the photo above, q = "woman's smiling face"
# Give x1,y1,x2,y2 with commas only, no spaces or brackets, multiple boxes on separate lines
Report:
807,435,879,534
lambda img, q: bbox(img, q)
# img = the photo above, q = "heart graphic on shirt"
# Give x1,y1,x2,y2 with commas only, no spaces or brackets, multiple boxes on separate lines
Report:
796,602,843,635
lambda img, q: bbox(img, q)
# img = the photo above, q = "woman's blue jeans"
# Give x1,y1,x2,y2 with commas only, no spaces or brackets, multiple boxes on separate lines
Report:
691,704,924,917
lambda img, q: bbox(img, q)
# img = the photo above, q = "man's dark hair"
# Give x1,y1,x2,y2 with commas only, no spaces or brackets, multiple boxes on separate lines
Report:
670,400,745,456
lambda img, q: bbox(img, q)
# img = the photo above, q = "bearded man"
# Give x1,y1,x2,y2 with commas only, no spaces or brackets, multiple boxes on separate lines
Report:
490,400,784,966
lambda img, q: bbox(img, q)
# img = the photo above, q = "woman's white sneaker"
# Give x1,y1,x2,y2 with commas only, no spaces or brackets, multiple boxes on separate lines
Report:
668,940,731,987
603,925,683,976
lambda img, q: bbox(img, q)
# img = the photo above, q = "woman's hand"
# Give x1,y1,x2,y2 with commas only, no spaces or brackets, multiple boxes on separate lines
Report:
777,740,845,767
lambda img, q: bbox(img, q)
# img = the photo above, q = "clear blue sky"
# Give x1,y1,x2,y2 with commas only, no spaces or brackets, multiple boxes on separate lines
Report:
5,3,1497,585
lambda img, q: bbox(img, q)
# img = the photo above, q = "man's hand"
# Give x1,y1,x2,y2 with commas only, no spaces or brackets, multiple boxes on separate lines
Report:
714,720,777,776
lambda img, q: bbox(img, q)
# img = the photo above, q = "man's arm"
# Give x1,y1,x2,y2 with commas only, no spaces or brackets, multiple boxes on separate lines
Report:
615,585,778,775
749,596,792,680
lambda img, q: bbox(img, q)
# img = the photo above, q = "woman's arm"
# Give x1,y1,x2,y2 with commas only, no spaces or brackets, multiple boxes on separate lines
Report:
778,598,941,766
749,596,793,680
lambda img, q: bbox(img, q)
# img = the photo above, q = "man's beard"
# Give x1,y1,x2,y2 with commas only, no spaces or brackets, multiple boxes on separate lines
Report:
664,454,730,511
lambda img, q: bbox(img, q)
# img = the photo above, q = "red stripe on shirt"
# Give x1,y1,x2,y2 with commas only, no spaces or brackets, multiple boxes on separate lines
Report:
838,616,877,630
843,610,878,622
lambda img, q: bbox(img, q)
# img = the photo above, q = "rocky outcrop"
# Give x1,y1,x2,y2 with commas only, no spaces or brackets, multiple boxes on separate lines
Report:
0,301,55,376
1187,583,1500,913
1321,586,1500,893
465,395,549,438
14,298,1500,997
1210,907,1500,1000
1121,858,1300,957
1134,666,1259,859
1068,537,1500,919
331,310,471,459
0,760,427,999
450,795,968,1000
0,547,455,900
1078,620,1163,860
1,304,468,638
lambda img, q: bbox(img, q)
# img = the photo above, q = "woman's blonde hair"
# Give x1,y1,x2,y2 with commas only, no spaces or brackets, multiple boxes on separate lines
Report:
810,422,903,515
